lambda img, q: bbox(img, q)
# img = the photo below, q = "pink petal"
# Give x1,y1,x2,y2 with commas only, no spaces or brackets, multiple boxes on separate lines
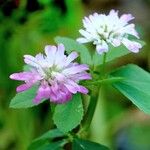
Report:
122,38,142,53
10,72,34,81
50,84,72,103
64,83,78,94
16,83,32,92
120,14,134,23
64,80,88,95
78,85,88,94
33,83,51,104
64,79,82,94
70,72,92,81
51,83,59,94
50,90,72,104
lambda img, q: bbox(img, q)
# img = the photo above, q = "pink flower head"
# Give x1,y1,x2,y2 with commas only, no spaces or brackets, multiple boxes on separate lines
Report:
10,44,91,104
77,10,142,54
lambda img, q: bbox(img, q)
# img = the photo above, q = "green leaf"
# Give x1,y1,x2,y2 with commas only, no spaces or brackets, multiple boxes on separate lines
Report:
9,85,46,108
38,140,66,150
33,129,65,142
93,40,145,66
111,64,150,114
55,36,92,65
73,138,109,150
28,140,67,150
53,94,83,133
28,129,65,150
28,140,48,150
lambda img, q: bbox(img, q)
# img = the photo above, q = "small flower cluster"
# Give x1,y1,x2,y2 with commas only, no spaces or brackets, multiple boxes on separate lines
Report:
77,10,142,54
10,44,91,104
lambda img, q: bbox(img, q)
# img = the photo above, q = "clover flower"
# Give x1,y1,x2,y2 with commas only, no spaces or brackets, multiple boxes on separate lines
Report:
77,10,142,54
10,44,91,104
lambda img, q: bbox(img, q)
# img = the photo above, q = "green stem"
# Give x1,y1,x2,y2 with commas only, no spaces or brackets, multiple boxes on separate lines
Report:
83,77,124,86
78,53,108,137
81,88,100,131
102,52,107,77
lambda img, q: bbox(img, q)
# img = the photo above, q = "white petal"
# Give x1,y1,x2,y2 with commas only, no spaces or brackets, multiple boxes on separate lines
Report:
45,45,57,59
65,52,78,66
122,38,142,53
62,64,89,75
111,39,121,47
45,45,57,65
55,44,66,65
79,29,93,39
24,55,39,68
96,41,109,55
120,24,139,38
76,38,89,43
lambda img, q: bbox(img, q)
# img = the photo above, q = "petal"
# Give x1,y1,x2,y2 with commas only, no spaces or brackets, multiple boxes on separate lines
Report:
45,45,57,65
69,72,92,81
83,16,98,33
57,43,65,56
51,82,59,94
122,38,142,53
50,84,72,103
65,51,78,66
78,85,88,94
16,83,32,92
64,84,78,94
120,24,139,38
10,72,34,81
45,45,57,57
35,53,45,61
52,72,66,82
64,80,88,94
96,41,109,55
24,55,39,68
79,29,93,40
54,44,66,66
111,39,121,47
109,9,119,18
64,79,81,93
76,38,89,43
62,64,89,75
33,83,51,104
120,14,134,23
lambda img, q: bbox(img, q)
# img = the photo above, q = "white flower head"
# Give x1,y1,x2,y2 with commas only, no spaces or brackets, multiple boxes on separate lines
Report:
77,10,142,54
